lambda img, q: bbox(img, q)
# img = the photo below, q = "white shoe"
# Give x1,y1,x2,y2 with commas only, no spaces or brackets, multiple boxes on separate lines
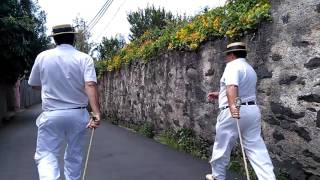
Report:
205,174,215,180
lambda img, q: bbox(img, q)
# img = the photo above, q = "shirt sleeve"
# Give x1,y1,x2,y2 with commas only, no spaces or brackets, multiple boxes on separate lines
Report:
28,57,41,86
84,56,97,83
224,64,241,86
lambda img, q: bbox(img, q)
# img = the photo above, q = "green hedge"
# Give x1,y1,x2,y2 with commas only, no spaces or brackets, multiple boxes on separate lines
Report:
96,0,271,75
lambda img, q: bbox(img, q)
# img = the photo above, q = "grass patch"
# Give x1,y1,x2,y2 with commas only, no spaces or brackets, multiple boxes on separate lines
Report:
157,128,211,160
137,122,155,138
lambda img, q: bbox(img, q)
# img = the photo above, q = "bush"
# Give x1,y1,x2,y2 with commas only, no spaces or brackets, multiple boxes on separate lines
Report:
137,122,155,138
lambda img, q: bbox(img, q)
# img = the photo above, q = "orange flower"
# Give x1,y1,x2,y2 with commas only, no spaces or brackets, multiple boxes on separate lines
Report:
190,32,201,41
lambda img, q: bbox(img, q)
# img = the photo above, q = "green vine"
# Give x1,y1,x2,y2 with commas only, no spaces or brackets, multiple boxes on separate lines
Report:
96,0,271,73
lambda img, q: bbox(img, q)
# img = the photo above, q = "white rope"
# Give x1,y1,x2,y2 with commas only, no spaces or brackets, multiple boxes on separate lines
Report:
82,128,95,180
236,119,251,180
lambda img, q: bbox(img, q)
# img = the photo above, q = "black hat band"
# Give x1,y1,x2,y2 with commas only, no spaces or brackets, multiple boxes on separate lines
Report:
52,27,75,34
226,45,246,51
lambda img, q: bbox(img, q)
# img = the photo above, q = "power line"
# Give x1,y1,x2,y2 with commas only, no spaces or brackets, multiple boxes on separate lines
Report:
87,0,114,32
87,0,111,28
94,0,127,42
88,0,113,32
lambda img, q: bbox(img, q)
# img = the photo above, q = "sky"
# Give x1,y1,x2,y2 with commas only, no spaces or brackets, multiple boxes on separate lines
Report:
37,0,226,43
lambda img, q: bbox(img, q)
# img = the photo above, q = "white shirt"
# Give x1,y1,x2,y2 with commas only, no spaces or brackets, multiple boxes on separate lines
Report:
28,44,97,111
218,58,257,108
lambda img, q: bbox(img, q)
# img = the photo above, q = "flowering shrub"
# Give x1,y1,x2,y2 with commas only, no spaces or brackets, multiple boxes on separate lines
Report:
96,0,271,73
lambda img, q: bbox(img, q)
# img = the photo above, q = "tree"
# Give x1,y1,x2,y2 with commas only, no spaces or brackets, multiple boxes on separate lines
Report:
0,0,49,85
127,6,175,41
95,35,125,60
73,17,93,54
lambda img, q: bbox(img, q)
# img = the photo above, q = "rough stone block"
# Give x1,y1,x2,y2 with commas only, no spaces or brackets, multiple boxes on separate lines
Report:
292,40,310,47
302,149,320,163
279,120,292,130
265,115,280,125
194,86,206,102
186,68,198,79
298,94,320,103
296,77,306,85
290,124,311,142
307,108,316,112
270,102,305,119
205,68,215,76
279,74,297,85
273,129,285,141
317,111,320,128
256,66,273,79
316,3,320,13
308,175,320,180
281,14,290,24
276,158,308,180
304,57,320,70
164,104,173,112
271,53,282,61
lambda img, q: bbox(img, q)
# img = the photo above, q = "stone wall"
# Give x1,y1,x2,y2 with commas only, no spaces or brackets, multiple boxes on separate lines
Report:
100,40,226,138
249,0,320,178
100,0,320,178
0,80,41,121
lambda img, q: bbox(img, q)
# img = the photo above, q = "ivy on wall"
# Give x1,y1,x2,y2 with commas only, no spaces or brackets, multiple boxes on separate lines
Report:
96,0,271,75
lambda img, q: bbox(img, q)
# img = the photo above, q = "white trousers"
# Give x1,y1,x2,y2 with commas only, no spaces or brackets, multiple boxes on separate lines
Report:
34,109,89,180
210,105,276,180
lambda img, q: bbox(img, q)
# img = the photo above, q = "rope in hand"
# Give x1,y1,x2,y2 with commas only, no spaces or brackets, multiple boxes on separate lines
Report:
236,120,250,180
82,113,97,180
235,97,250,180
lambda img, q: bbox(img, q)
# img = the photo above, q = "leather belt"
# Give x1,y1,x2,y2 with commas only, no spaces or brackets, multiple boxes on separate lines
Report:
71,107,87,109
221,101,256,110
48,107,86,111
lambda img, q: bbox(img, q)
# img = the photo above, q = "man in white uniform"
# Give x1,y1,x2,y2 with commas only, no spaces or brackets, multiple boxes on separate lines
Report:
28,24,101,180
205,42,276,180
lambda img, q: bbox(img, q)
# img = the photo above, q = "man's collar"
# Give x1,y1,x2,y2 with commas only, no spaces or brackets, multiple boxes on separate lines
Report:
56,44,75,49
235,58,246,61
227,58,246,64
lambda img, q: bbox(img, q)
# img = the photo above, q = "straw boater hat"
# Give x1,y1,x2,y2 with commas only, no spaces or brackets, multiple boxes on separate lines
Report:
224,42,247,53
49,24,77,37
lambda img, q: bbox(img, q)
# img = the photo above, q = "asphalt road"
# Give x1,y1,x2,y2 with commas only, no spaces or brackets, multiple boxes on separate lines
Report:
0,104,243,180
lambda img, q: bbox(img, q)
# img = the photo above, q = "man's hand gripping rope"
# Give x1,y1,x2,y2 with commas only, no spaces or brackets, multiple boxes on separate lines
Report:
87,112,101,129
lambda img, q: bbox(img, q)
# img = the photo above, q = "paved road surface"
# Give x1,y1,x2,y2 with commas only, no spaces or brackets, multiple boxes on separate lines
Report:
0,104,243,180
